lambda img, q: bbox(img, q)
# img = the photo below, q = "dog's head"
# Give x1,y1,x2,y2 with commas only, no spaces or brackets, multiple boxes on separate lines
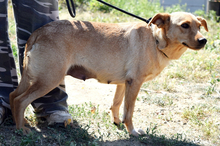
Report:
148,12,208,59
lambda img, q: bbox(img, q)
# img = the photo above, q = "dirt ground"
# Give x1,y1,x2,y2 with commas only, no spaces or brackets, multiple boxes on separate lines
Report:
65,76,220,146
66,76,116,110
0,76,219,145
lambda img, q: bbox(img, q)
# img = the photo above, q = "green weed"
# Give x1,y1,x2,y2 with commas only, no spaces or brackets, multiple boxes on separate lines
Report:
182,104,219,141
206,75,220,95
139,123,195,146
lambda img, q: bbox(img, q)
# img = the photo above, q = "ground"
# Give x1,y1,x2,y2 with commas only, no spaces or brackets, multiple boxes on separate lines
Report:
65,76,220,145
0,75,219,146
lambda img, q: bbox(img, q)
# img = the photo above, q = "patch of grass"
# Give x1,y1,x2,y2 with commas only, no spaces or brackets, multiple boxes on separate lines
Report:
69,102,130,141
8,2,17,58
205,75,220,95
0,102,200,145
140,92,177,107
19,132,41,146
89,0,163,18
154,95,174,107
182,104,209,126
67,103,200,145
139,123,197,146
182,104,219,142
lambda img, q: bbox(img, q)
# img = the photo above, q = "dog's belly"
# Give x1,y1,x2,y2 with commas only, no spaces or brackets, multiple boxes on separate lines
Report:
67,65,96,80
67,65,125,84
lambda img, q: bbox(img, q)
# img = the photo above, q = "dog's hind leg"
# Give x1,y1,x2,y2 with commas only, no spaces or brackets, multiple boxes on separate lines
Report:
11,68,65,134
110,84,125,129
10,91,29,126
13,80,56,135
9,71,31,125
122,79,145,136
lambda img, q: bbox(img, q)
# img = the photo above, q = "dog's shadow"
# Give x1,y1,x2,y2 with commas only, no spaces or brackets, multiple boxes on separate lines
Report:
0,117,200,145
35,120,200,146
0,117,95,145
33,119,95,145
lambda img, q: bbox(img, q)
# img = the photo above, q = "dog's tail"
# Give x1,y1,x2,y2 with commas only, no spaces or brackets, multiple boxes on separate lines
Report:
10,31,39,99
23,30,41,71
10,70,31,97
25,30,40,52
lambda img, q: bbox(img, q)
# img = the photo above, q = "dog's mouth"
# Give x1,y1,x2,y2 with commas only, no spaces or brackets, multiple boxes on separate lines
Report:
182,42,204,50
182,42,189,47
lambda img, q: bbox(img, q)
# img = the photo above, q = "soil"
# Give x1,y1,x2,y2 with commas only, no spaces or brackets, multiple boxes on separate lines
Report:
0,76,219,145
65,76,219,146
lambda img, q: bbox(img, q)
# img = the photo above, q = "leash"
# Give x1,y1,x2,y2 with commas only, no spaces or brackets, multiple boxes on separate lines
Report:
66,0,76,18
65,0,151,23
97,0,151,23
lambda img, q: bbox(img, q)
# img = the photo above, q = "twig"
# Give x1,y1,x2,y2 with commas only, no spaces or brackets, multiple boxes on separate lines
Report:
140,88,168,94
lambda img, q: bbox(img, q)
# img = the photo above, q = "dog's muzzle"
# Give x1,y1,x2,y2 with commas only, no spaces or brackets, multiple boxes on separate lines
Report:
198,38,207,46
182,37,207,49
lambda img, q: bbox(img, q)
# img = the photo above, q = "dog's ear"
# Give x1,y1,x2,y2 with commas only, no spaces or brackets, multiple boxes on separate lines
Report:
197,16,208,32
148,13,170,28
149,13,170,50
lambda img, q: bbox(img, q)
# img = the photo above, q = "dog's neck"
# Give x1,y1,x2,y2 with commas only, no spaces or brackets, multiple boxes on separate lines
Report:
150,24,169,59
158,48,169,58
155,39,169,58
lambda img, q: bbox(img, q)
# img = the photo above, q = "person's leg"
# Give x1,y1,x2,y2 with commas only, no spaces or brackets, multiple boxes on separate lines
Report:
12,0,72,124
0,0,18,124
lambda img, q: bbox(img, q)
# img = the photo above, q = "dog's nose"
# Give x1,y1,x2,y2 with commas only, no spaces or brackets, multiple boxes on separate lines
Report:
198,38,207,45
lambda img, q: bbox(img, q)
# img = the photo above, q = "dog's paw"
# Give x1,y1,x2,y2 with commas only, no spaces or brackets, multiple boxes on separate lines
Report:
24,118,29,125
131,128,145,137
22,127,32,135
113,122,125,130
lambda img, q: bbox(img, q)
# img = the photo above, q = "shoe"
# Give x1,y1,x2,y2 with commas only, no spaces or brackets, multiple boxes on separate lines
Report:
46,111,73,127
0,106,5,125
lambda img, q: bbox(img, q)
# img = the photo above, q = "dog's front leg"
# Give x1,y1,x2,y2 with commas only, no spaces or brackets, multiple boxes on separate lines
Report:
123,78,145,136
111,84,125,128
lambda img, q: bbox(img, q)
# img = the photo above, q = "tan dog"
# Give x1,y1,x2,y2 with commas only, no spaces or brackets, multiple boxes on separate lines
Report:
10,12,208,136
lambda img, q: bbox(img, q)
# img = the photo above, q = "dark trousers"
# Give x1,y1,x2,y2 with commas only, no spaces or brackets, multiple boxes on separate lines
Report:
0,0,68,117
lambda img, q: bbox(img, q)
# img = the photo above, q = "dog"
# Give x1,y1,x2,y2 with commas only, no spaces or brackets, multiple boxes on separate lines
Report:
10,12,208,136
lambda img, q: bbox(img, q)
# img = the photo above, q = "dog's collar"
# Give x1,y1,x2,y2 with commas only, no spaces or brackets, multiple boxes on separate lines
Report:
159,49,169,58
156,39,169,58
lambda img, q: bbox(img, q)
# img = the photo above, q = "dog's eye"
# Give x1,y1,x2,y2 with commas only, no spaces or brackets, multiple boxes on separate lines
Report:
181,23,189,29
